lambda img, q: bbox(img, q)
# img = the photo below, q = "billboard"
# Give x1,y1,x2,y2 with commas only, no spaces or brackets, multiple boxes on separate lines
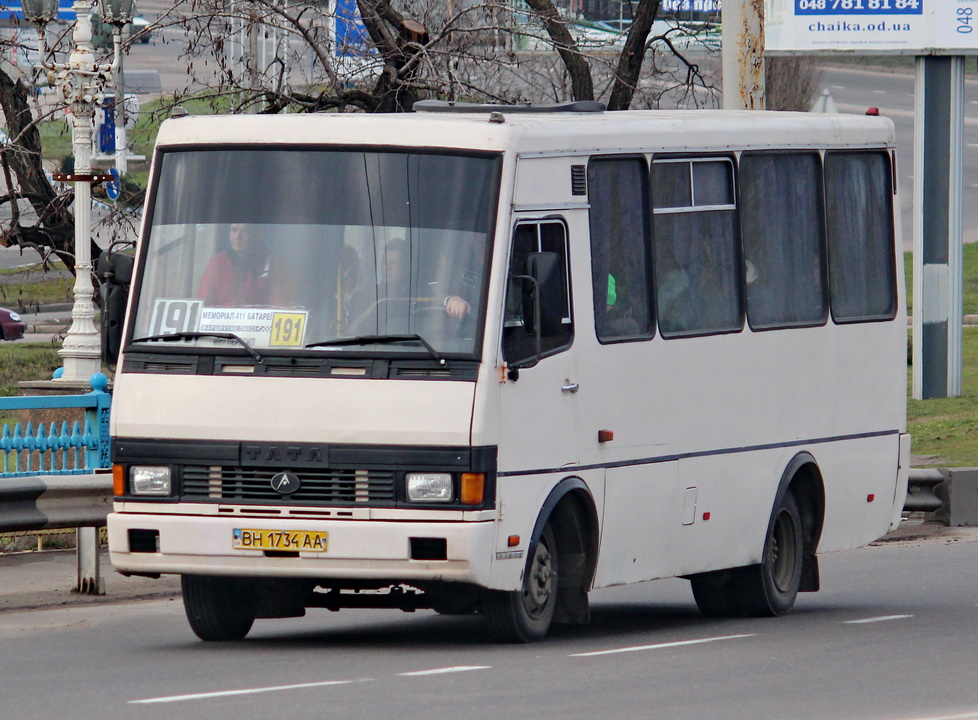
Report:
766,0,978,54
1,0,77,21
334,0,371,58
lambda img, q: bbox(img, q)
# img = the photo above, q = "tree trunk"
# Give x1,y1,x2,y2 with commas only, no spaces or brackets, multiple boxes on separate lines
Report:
524,0,594,102
0,66,79,271
356,0,427,112
607,0,661,111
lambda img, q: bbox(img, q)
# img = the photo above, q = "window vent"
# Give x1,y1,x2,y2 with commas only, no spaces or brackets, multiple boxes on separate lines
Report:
139,360,197,374
571,165,587,196
263,362,323,377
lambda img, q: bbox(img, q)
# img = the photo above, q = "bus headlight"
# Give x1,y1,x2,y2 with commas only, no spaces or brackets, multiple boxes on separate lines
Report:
406,472,453,502
131,466,172,496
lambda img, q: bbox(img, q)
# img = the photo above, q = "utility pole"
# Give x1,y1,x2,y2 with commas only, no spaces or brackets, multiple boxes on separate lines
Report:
721,0,765,110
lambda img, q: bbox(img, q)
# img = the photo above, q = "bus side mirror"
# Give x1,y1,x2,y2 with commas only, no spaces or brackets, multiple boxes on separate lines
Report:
97,249,133,365
523,251,563,338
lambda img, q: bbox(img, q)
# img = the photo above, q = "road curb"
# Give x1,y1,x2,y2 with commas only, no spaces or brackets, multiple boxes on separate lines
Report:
0,549,182,612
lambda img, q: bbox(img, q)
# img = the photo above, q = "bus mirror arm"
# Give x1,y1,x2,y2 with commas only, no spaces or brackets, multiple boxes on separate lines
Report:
526,252,563,339
509,273,542,374
96,247,134,366
508,253,562,376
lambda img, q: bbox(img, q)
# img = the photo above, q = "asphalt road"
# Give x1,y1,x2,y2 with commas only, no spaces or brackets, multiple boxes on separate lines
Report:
1,529,977,720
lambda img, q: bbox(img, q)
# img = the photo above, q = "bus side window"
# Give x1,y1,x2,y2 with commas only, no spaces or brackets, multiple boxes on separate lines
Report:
588,157,655,342
740,152,828,330
503,220,573,365
824,151,897,323
651,157,742,337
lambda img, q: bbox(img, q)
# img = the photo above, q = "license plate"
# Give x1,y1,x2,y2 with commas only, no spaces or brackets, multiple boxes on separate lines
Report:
233,528,329,552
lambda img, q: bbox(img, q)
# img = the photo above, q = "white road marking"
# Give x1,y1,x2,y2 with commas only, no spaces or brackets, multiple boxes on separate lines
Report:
898,712,978,720
399,666,491,676
842,614,913,625
129,678,371,704
569,633,756,658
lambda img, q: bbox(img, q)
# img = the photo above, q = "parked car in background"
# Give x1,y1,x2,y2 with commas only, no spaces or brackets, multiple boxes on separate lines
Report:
0,308,25,341
130,15,151,44
92,13,152,47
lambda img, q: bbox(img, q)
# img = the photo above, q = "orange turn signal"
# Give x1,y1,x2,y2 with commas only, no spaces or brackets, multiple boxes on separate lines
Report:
112,464,126,496
460,473,485,505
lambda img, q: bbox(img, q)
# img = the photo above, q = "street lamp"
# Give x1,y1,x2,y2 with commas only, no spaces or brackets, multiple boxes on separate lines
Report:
22,0,127,382
97,0,134,176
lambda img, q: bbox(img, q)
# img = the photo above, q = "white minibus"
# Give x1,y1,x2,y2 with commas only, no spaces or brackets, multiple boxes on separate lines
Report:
104,101,910,642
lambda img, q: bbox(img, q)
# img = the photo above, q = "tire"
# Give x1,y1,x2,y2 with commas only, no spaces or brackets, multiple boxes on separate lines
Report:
690,572,741,617
483,524,558,642
690,491,803,618
736,490,804,616
429,584,481,615
181,575,257,641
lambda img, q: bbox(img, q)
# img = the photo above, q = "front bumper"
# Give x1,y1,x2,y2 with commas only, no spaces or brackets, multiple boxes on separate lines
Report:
107,510,499,587
1,320,25,340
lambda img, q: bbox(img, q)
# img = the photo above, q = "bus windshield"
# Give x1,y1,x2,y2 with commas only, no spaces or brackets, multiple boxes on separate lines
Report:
130,148,500,357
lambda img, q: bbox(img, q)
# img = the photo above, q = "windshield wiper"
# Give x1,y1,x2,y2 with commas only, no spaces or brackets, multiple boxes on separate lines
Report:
131,332,264,363
306,333,446,366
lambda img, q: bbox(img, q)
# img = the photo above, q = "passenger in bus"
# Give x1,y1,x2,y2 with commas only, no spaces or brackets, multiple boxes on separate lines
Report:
603,274,640,336
198,223,278,307
332,244,363,335
380,238,412,300
655,252,691,333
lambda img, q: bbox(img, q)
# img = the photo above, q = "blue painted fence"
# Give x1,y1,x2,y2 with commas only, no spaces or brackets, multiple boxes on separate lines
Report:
0,373,111,478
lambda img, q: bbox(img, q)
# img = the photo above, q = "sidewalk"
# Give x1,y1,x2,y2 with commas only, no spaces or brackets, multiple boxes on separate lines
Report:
0,549,181,613
2,520,977,614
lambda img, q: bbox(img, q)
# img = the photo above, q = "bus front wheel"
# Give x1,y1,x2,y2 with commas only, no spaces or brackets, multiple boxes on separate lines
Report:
483,523,558,642
182,575,257,641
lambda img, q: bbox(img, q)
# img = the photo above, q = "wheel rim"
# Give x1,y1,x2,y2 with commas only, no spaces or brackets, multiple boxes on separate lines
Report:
768,508,799,593
522,537,555,619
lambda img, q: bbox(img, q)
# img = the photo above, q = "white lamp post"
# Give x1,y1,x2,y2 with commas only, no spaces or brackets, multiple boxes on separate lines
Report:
22,0,130,382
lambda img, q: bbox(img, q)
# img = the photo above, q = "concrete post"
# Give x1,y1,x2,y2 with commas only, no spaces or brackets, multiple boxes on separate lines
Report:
912,56,964,399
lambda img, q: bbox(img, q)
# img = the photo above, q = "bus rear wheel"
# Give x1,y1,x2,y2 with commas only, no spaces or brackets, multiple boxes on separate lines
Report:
483,524,558,642
690,490,803,618
182,575,257,641
737,490,803,616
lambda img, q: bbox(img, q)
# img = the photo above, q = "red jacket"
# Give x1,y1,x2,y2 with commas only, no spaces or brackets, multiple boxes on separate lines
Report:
198,252,270,307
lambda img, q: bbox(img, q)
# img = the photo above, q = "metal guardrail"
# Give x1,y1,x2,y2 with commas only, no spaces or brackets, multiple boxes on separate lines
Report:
0,472,112,594
905,469,945,513
0,373,112,477
0,473,113,533
0,373,112,593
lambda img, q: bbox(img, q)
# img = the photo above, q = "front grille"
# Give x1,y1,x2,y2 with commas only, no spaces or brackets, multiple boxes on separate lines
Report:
182,465,396,505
